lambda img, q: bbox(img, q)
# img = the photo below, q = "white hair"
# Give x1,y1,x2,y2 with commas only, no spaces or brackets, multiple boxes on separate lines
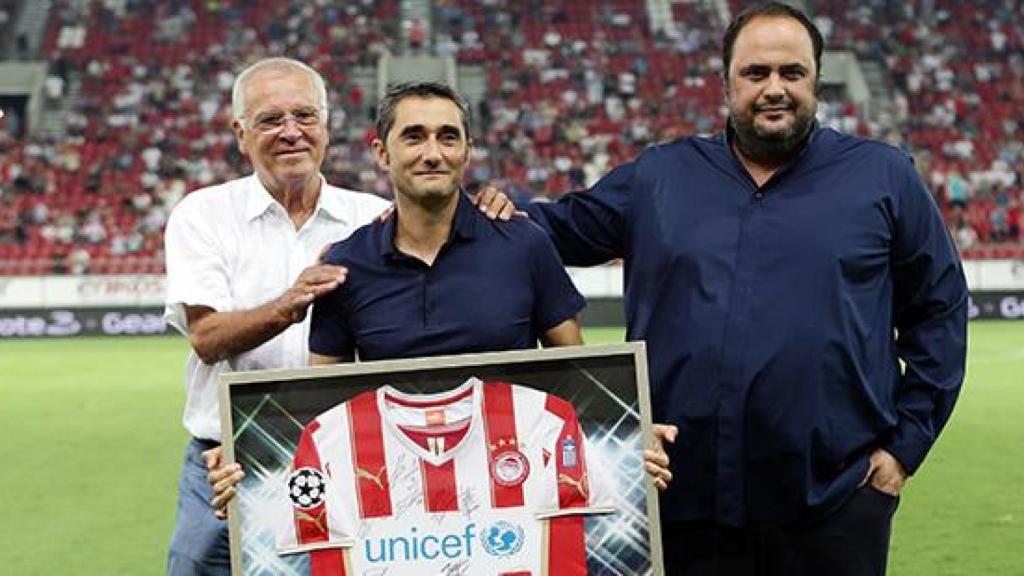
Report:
231,57,329,121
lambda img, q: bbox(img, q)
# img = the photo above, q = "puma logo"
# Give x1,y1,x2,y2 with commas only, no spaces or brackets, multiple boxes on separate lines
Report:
557,472,589,499
295,509,326,533
355,466,388,490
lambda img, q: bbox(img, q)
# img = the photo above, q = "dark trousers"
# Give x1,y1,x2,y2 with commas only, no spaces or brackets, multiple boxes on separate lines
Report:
662,486,899,576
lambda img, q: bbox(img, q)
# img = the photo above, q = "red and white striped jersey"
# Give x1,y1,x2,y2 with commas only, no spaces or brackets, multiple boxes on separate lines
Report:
276,377,615,575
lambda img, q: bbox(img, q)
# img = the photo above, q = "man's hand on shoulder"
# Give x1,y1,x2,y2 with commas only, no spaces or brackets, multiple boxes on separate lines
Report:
472,182,521,221
374,204,395,224
275,264,347,324
185,262,347,364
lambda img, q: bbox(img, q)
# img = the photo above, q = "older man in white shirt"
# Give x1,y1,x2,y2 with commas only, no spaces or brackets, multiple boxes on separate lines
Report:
163,57,391,575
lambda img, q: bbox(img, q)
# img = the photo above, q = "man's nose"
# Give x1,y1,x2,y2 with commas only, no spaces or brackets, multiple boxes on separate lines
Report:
763,73,786,99
421,136,443,163
278,118,304,140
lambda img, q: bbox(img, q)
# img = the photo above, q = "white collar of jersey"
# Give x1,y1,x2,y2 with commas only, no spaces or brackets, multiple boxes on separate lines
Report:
377,377,483,467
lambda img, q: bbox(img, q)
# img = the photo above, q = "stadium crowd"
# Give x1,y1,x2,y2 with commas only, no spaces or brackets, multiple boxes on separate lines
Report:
0,0,1021,275
807,0,1023,257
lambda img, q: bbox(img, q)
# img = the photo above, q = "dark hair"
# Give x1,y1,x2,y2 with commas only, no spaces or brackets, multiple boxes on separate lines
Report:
722,2,824,81
375,81,471,140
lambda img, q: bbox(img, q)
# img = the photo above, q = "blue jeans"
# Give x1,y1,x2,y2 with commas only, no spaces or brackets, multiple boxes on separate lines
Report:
167,438,231,576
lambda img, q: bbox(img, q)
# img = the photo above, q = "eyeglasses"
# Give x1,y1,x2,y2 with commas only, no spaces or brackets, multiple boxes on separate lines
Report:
242,106,326,133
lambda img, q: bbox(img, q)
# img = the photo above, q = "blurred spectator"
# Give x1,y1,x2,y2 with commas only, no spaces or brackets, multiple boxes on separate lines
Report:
407,18,425,50
45,75,65,104
15,32,29,59
67,247,91,274
946,170,969,208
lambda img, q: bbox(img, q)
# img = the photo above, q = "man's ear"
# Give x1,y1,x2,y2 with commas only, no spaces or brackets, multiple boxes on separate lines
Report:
372,139,389,170
231,119,248,156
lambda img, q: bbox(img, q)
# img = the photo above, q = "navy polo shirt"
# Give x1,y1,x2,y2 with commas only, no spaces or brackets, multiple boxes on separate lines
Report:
310,192,585,361
528,125,967,526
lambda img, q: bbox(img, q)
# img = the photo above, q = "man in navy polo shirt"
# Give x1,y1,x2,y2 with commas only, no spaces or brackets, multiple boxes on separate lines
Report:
307,81,585,361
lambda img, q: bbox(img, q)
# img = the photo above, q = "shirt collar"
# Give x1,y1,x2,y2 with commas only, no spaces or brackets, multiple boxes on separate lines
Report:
380,191,478,260
449,190,479,241
314,179,355,225
244,173,348,224
243,174,277,221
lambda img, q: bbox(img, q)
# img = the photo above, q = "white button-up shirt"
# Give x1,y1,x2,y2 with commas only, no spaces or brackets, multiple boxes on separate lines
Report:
163,174,389,441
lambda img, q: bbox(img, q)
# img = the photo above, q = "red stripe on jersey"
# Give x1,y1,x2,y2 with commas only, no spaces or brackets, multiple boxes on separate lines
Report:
421,459,459,512
291,421,331,545
347,391,392,518
383,385,475,408
547,515,587,575
481,382,524,508
544,395,590,509
309,548,346,576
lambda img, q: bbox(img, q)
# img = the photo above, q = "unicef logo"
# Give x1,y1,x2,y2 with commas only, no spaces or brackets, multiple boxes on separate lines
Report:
480,521,525,557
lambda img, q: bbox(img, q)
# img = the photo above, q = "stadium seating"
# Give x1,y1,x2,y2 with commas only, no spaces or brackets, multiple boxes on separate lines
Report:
806,0,1022,258
0,0,1020,275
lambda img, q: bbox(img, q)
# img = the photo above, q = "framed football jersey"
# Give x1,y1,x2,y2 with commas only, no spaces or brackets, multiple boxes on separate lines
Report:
219,343,663,576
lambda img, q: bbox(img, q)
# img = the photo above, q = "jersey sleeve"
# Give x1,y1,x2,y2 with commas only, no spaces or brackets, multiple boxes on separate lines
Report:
162,197,233,334
525,220,587,331
276,419,354,556
536,393,615,519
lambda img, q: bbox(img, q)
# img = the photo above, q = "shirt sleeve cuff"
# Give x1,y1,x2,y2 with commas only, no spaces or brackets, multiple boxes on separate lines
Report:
883,422,935,475
163,296,233,335
538,292,587,331
308,331,355,359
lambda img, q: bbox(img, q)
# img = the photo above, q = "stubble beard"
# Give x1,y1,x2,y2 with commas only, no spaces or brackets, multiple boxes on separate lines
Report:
730,104,815,165
395,178,460,211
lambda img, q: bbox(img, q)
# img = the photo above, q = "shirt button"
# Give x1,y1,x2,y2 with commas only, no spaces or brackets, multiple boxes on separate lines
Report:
754,192,764,200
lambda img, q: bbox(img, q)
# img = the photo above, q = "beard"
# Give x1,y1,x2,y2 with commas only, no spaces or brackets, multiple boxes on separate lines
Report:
730,101,815,164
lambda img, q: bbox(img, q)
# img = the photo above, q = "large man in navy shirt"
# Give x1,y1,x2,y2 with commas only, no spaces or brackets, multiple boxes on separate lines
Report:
524,3,967,575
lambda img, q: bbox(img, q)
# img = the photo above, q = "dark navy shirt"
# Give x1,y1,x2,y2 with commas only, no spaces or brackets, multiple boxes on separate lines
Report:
311,192,585,361
527,126,968,526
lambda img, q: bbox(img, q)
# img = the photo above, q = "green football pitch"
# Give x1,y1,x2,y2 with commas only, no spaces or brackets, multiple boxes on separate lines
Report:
1,323,1021,575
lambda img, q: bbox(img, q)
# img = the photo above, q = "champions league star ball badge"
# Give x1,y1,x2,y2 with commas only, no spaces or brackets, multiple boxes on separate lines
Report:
490,449,530,487
288,467,326,509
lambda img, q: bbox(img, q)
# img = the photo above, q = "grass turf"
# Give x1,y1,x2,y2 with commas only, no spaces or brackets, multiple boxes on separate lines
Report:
0,322,1020,574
